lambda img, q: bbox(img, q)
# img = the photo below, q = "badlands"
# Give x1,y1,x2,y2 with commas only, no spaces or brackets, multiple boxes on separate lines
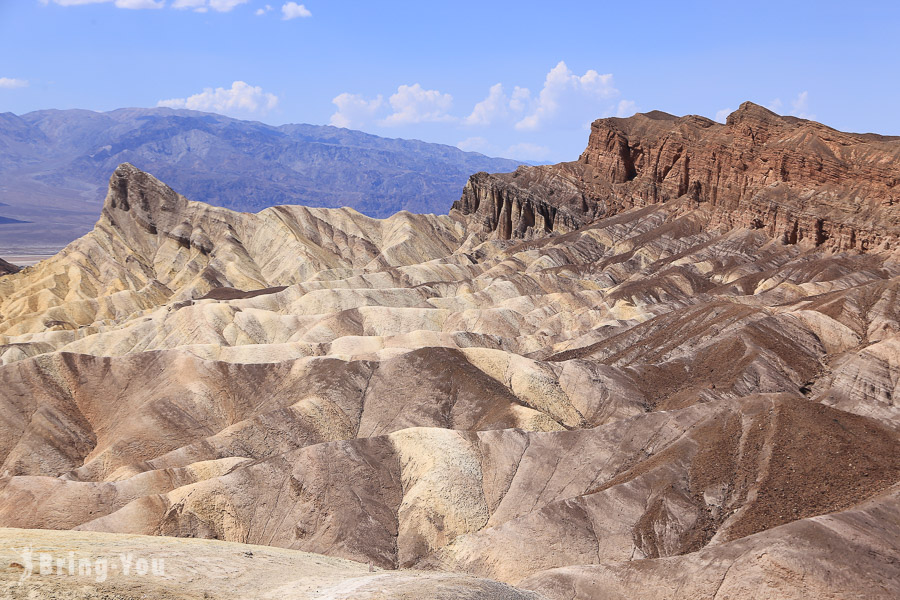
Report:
0,102,898,598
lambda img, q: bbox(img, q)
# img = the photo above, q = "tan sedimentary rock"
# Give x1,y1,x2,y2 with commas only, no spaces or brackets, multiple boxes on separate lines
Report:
0,528,543,599
1,102,900,599
519,484,900,600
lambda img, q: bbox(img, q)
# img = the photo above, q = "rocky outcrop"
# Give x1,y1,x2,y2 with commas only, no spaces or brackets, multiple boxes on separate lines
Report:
0,163,469,338
520,485,900,600
2,161,900,599
454,102,900,251
452,168,599,240
0,258,18,276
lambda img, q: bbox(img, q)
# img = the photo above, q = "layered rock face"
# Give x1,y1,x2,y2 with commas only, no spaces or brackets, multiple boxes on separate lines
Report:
1,107,900,600
455,102,900,251
0,258,18,276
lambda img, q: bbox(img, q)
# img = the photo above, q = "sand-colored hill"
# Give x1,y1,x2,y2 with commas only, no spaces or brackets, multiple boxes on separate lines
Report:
0,528,542,599
1,104,899,599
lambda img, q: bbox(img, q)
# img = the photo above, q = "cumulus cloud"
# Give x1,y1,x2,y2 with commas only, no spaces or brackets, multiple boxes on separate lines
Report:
172,0,205,8
157,81,279,115
380,84,454,126
515,61,617,131
332,61,621,133
616,99,638,118
255,4,273,15
714,107,733,123
767,98,784,113
43,0,164,8
0,78,28,89
463,84,532,127
39,0,162,6
44,0,252,9
464,84,505,126
722,93,812,122
329,93,384,128
329,84,455,128
114,0,164,7
509,86,531,112
173,0,248,11
39,0,105,5
465,84,505,126
790,91,814,119
208,0,248,10
281,2,311,20
331,61,626,160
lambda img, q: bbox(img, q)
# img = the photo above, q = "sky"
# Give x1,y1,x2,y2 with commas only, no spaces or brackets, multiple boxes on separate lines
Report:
1,1,899,162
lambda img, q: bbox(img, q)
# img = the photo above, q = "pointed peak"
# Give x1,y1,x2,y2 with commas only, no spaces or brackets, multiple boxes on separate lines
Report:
637,110,679,121
726,102,784,126
104,163,183,214
102,163,188,238
0,256,20,277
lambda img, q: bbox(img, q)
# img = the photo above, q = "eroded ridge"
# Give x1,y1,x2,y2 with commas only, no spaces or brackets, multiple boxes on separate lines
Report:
2,103,899,600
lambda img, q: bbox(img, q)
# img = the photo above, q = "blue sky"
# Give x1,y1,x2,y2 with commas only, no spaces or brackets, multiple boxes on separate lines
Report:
1,1,899,162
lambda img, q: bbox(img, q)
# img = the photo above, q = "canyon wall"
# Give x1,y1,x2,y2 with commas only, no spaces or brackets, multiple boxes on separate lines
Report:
454,102,900,252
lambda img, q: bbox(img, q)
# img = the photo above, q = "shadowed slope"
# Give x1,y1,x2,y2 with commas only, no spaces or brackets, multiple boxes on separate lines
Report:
1,104,900,600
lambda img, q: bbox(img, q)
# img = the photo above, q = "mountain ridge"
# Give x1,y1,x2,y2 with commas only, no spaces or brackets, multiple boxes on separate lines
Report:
453,101,900,252
0,107,522,252
0,104,899,599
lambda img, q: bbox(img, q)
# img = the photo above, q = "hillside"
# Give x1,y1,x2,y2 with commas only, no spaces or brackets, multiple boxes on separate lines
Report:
0,108,521,252
0,104,898,599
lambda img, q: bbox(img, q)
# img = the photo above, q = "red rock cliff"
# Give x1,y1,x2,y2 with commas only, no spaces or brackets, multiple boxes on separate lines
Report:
453,102,900,251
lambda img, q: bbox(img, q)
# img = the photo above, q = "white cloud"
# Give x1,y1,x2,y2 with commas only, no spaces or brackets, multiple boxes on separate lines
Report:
157,81,279,115
40,0,112,5
509,86,530,112
616,99,637,118
114,0,164,7
456,137,492,153
516,61,617,131
328,61,625,160
173,0,248,11
329,93,384,128
464,83,533,127
281,2,311,20
465,84,507,126
790,91,814,119
380,84,454,126
209,0,248,10
172,0,205,8
45,0,251,9
255,4,273,15
760,93,813,119
0,78,28,89
504,142,551,161
42,0,164,6
714,107,733,123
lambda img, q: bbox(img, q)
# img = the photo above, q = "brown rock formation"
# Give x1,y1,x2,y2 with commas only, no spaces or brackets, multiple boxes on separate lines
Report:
1,106,900,600
454,102,900,251
0,258,19,277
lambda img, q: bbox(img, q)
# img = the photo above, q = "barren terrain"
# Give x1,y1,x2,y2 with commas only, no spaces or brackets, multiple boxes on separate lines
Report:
1,104,898,599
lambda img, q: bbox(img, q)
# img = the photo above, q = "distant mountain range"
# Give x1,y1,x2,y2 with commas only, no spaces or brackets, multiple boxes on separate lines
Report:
0,108,522,251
